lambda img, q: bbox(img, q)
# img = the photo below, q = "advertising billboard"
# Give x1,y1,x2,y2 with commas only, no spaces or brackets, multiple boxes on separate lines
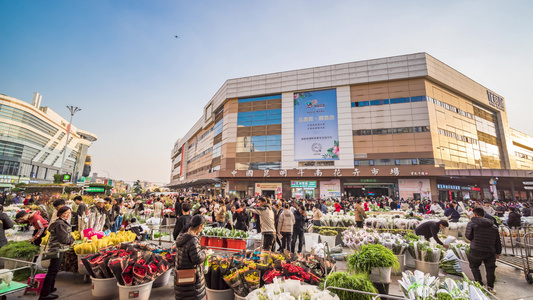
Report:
320,179,341,198
398,179,432,201
294,89,339,161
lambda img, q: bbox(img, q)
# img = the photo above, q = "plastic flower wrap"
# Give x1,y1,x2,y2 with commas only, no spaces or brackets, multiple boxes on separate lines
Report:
341,226,380,251
246,278,340,300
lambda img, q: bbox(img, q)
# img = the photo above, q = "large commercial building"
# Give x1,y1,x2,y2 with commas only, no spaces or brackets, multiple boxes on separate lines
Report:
0,92,97,187
169,53,533,202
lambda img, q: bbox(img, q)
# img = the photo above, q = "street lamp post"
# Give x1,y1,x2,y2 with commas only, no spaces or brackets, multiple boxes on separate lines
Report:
59,106,81,175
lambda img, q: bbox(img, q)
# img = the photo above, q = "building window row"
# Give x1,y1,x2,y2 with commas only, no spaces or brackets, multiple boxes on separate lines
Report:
351,96,426,107
0,140,39,161
0,104,58,136
236,162,281,170
212,142,222,158
238,95,281,103
237,109,282,127
354,158,434,166
426,96,473,119
0,160,20,176
437,128,478,145
353,126,430,136
187,147,213,164
199,127,214,141
515,151,533,161
236,135,282,152
0,122,49,147
213,118,224,136
298,161,335,167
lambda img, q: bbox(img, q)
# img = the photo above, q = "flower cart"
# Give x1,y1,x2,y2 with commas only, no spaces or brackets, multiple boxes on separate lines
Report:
497,225,533,284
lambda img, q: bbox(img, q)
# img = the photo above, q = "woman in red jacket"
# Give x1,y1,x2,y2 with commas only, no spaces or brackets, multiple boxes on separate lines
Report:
15,210,49,246
334,201,342,212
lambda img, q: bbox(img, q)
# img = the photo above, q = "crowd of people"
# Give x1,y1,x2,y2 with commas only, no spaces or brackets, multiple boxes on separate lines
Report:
0,191,532,299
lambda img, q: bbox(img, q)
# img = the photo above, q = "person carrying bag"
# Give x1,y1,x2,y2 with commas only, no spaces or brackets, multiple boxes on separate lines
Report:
174,215,211,300
40,206,75,300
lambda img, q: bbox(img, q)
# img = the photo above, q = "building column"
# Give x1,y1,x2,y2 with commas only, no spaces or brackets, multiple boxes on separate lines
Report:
429,177,438,201
510,180,516,201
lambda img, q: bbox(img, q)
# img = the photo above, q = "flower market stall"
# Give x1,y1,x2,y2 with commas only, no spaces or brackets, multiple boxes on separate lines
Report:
204,249,337,299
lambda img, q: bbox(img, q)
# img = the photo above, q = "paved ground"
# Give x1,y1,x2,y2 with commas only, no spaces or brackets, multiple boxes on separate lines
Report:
5,248,533,300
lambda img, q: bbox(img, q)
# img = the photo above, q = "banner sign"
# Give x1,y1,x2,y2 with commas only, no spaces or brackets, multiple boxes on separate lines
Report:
291,181,317,188
294,89,339,161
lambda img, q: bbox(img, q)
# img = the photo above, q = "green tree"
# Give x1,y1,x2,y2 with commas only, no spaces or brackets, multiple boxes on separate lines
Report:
133,180,143,194
53,174,63,184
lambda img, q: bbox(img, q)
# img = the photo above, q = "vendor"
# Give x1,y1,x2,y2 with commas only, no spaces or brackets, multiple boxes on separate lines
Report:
414,220,449,248
0,205,14,248
126,218,144,240
444,202,460,222
15,210,49,246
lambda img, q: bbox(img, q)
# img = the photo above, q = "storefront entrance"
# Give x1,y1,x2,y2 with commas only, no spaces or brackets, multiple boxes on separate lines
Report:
344,184,394,198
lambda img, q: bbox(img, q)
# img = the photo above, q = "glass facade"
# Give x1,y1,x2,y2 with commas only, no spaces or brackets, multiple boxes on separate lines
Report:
236,135,281,152
0,104,58,135
237,109,281,127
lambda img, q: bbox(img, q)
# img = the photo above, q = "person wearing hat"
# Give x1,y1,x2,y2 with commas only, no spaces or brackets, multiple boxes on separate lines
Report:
87,198,108,232
174,214,210,300
16,209,49,246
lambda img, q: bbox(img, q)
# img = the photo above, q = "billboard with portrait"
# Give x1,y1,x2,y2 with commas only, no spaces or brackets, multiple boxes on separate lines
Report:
294,89,339,161
398,179,432,201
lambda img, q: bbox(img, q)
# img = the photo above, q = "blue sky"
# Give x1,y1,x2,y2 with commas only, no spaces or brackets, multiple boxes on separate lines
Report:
1,0,532,184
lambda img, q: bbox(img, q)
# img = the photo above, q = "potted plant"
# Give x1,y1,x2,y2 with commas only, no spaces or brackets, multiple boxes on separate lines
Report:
347,244,399,290
319,271,377,300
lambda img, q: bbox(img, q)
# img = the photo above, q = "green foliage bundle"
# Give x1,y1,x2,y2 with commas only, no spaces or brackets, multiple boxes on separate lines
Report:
319,229,338,236
0,241,40,261
319,272,376,300
347,244,399,274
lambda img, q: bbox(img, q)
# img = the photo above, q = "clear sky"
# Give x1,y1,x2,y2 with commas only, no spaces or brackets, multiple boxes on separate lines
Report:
1,0,532,184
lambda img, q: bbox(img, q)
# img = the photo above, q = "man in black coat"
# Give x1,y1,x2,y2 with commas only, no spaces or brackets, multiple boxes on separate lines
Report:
0,205,14,248
175,197,184,218
173,203,192,240
414,220,449,248
291,206,307,253
506,207,521,228
465,207,501,293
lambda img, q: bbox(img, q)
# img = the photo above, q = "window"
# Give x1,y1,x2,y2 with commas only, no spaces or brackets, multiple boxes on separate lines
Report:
375,159,394,166
213,118,223,136
390,97,410,104
0,122,50,147
372,128,392,135
238,95,281,103
418,158,435,165
395,159,417,165
370,99,389,106
392,127,413,134
0,160,20,175
237,109,281,127
354,160,374,166
352,101,370,107
410,96,426,102
0,104,58,136
236,135,281,152
353,129,372,136
413,126,430,133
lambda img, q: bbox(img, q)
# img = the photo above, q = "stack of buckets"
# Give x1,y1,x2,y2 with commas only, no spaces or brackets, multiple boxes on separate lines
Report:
92,277,155,300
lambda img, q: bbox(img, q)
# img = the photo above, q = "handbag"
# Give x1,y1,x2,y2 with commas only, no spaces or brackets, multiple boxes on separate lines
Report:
175,238,197,285
41,242,61,261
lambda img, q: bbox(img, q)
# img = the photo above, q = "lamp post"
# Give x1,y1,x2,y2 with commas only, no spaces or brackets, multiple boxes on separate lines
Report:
59,106,81,175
